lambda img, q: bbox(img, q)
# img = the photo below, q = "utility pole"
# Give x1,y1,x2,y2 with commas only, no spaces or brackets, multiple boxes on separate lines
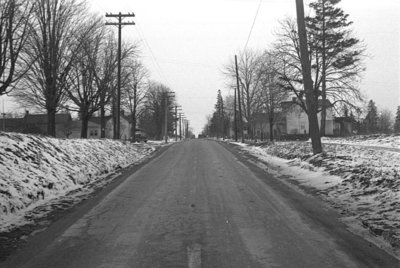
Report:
174,106,181,141
105,12,135,140
179,113,183,140
186,120,189,138
295,0,322,154
235,55,244,143
175,106,178,141
234,83,238,142
163,92,175,143
182,118,187,139
164,94,168,143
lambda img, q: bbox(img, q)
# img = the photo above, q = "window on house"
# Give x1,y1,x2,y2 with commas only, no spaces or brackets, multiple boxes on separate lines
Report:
94,129,98,136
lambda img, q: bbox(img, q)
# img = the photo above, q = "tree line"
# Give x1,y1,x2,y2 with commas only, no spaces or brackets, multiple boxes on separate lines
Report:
0,0,179,140
203,0,372,147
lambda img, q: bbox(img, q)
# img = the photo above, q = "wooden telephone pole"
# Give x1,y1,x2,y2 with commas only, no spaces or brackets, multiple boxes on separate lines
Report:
235,55,244,143
105,12,135,139
295,0,322,154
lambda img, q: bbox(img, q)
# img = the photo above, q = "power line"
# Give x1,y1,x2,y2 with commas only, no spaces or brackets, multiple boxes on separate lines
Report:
242,0,263,54
135,19,173,89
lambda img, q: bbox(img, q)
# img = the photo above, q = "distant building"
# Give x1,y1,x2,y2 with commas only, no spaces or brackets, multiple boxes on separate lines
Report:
252,113,285,140
232,99,343,140
1,111,72,138
334,117,353,136
281,99,334,136
1,111,134,140
69,114,133,140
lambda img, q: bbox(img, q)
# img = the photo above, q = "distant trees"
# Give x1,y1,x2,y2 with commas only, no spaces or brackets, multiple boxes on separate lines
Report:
364,100,378,133
139,82,176,140
377,109,393,134
207,90,229,138
0,0,34,95
224,49,264,139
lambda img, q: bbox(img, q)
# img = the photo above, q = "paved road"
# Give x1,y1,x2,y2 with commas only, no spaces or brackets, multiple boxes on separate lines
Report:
2,140,399,267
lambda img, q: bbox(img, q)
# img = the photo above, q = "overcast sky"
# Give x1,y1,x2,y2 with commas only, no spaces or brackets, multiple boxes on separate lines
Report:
2,0,399,135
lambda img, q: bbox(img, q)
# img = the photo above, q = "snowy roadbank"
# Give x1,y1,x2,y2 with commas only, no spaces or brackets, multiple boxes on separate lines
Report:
0,132,156,232
231,137,400,256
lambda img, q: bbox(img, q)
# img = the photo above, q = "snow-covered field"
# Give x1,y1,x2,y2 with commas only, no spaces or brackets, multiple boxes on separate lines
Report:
232,135,400,256
0,132,156,232
322,134,400,149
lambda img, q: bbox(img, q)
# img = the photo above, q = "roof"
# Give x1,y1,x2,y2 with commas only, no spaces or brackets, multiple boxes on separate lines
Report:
24,113,72,124
334,117,353,123
281,99,332,109
89,114,132,124
89,116,112,125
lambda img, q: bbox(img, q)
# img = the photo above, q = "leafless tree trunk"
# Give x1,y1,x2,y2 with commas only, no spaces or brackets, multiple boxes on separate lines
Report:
259,51,289,142
64,16,110,138
14,0,90,137
0,0,33,95
121,59,148,140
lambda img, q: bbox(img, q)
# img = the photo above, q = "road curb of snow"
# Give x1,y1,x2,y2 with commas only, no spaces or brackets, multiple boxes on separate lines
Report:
0,132,156,232
228,139,400,256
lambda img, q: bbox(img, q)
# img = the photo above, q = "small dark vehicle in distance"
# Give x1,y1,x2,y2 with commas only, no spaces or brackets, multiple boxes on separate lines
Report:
133,131,148,143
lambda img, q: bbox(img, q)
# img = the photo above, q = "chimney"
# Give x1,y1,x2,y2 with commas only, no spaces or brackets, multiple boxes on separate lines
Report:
292,97,297,103
25,110,29,116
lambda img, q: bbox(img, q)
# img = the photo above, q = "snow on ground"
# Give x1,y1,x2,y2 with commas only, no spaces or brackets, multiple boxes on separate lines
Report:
321,134,400,149
0,132,156,232
232,136,400,255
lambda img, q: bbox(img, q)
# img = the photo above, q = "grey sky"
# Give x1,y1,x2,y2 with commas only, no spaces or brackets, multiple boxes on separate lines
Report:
2,0,399,134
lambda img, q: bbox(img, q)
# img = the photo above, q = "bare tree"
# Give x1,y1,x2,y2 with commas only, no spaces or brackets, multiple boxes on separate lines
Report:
90,34,118,138
13,0,92,137
0,0,34,95
139,82,176,140
224,49,264,139
258,51,289,141
64,16,105,138
274,16,364,130
121,59,149,140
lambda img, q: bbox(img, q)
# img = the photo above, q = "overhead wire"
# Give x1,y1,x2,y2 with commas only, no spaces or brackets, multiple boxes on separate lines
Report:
242,0,263,55
135,19,173,89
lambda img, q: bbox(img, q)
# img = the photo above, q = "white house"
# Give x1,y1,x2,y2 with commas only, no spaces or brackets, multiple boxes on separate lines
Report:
281,99,334,136
69,114,133,140
105,116,131,140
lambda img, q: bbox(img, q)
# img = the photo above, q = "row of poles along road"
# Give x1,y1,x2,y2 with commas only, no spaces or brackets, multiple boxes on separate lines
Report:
105,12,189,143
